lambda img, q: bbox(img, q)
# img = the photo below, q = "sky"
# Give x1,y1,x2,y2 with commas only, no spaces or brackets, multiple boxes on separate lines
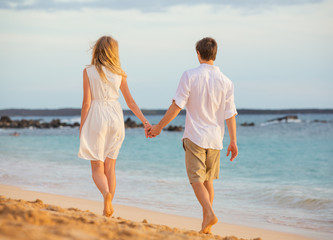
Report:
0,0,332,110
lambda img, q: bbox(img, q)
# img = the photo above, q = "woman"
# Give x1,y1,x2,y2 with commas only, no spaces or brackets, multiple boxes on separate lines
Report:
78,36,151,217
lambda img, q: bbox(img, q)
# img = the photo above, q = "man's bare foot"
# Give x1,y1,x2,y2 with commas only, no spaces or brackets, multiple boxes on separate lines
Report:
201,214,212,234
199,214,218,234
103,192,114,217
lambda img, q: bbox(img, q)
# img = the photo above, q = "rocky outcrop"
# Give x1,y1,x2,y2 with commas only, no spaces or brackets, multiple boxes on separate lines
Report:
241,122,255,127
267,115,299,123
311,119,328,123
124,117,143,128
124,118,184,131
0,116,80,129
164,125,183,132
0,116,11,123
0,116,147,129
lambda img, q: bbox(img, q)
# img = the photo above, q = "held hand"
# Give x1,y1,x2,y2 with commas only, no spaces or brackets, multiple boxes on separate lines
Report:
144,122,152,138
148,124,162,138
226,142,238,162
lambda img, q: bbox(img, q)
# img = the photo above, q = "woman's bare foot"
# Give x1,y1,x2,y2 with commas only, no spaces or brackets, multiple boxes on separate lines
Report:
199,214,218,234
103,192,114,217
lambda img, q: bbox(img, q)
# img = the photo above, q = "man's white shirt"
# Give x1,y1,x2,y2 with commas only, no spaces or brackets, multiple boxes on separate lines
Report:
173,63,237,150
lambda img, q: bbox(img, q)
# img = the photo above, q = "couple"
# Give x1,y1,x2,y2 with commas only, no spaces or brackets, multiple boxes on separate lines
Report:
78,36,238,234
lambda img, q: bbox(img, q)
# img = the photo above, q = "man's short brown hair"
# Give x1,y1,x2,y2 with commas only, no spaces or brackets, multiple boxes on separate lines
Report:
195,37,218,61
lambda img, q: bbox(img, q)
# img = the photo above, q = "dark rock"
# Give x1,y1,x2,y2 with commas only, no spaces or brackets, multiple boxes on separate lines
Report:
19,119,29,128
164,125,183,132
124,117,143,128
50,119,61,128
0,116,81,129
0,116,12,123
2,122,11,128
312,119,328,123
125,117,137,128
0,117,145,129
72,122,80,127
40,122,50,128
241,122,255,127
10,121,19,128
28,120,40,127
60,122,70,127
267,115,298,122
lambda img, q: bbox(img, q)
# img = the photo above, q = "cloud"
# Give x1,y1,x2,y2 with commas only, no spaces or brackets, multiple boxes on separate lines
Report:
0,0,325,12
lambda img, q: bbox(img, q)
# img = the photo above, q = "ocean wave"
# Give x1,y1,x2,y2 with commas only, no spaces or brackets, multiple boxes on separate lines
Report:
267,215,333,233
257,187,333,211
61,117,81,124
260,118,303,126
275,195,332,210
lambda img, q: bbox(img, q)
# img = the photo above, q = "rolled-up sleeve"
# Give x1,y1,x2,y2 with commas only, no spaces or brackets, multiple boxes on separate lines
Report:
224,80,237,120
173,71,190,109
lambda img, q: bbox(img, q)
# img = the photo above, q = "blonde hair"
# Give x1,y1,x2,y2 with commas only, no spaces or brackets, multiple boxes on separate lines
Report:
91,36,126,82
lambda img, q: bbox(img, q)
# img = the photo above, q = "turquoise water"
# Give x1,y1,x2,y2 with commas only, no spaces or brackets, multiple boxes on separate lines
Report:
0,113,332,239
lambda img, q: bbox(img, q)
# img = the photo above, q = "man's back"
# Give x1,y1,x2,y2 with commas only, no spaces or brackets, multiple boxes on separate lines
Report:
173,63,236,150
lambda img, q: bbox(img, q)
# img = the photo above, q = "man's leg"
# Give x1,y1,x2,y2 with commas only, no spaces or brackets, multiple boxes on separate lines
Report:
203,180,214,233
184,138,218,233
202,147,220,233
204,180,214,205
191,181,218,234
205,148,219,206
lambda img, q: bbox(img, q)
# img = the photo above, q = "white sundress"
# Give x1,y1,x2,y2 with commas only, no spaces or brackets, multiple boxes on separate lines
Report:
78,65,125,161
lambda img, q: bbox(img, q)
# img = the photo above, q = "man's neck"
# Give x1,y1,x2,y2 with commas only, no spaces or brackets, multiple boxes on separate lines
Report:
199,60,214,65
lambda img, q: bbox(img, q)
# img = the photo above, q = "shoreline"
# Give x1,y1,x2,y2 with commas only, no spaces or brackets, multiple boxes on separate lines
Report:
0,184,317,240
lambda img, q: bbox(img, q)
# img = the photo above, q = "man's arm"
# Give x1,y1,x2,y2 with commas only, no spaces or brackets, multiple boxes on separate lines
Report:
148,101,181,137
226,114,238,161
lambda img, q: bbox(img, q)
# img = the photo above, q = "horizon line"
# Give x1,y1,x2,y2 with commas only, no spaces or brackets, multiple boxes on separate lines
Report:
1,108,333,117
1,107,333,111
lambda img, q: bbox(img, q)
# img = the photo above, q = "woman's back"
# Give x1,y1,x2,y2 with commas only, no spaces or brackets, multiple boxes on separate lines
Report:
86,65,122,103
78,65,125,162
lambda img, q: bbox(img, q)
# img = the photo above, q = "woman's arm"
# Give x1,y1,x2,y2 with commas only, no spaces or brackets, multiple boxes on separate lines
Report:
79,69,92,137
120,76,151,133
148,101,181,137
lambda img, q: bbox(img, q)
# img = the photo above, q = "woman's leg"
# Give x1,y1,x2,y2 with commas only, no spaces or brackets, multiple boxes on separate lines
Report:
91,160,112,216
91,160,109,196
104,157,117,200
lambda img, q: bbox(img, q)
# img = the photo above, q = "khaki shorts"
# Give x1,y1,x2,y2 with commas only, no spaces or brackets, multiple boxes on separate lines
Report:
183,138,220,184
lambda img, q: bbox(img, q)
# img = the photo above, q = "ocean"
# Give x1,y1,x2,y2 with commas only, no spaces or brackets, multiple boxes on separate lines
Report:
0,113,332,239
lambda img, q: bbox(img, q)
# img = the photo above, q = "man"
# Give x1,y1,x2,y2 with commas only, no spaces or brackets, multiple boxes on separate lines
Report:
148,37,238,234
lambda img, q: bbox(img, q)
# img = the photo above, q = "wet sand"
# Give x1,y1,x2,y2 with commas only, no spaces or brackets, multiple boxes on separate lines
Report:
0,184,313,240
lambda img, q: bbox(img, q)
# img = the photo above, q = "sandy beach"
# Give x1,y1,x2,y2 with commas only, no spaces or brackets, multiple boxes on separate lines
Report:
0,184,315,240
